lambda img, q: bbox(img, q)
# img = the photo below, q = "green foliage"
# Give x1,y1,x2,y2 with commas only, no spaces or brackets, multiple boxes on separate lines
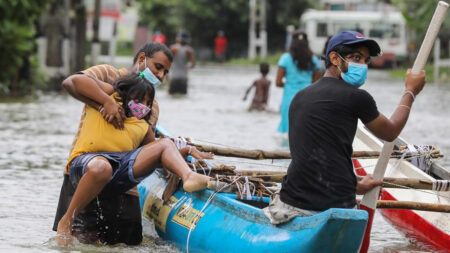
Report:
0,0,53,97
136,0,311,58
392,0,450,37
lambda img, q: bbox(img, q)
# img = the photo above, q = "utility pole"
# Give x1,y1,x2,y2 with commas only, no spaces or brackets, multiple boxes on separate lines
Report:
71,0,87,72
91,0,101,65
248,0,267,59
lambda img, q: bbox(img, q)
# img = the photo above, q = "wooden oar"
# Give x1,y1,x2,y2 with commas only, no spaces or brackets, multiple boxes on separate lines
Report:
359,2,449,252
185,141,441,160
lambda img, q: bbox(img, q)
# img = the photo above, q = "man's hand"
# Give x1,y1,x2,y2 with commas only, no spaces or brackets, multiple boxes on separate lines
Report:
405,69,426,96
101,99,126,130
356,174,383,195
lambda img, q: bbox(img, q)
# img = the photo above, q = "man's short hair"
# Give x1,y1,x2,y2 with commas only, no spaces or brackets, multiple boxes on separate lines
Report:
325,44,361,69
133,42,173,64
260,62,270,75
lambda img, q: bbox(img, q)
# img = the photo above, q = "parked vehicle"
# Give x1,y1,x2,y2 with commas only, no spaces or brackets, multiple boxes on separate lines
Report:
300,9,407,68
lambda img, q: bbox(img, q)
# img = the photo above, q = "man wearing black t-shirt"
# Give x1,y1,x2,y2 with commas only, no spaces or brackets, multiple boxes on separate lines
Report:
263,31,426,224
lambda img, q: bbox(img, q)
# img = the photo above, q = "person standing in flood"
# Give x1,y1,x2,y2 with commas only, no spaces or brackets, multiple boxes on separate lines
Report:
243,62,271,111
276,31,320,134
169,32,196,95
214,30,228,62
152,30,166,45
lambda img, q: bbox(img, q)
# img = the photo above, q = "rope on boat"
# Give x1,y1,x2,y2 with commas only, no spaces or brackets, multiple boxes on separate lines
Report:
432,180,450,191
186,176,243,253
406,144,437,173
174,137,188,149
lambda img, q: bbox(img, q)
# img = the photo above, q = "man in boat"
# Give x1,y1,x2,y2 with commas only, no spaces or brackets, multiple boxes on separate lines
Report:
53,42,212,245
263,31,426,224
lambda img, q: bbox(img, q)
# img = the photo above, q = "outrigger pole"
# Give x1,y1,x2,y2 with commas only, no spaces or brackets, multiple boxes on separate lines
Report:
358,2,449,253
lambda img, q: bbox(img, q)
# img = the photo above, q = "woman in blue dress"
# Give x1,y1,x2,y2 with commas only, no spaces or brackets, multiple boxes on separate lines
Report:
276,31,320,133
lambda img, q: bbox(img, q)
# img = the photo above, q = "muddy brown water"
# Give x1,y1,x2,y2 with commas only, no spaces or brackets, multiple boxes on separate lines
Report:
0,66,448,252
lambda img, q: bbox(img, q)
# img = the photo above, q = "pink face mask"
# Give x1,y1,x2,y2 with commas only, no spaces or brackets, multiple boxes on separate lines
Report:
128,100,151,119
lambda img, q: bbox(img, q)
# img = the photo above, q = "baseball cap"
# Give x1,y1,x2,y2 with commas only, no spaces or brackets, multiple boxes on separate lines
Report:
325,31,381,57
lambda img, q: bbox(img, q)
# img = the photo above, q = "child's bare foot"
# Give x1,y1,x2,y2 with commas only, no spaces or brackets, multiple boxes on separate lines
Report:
183,172,210,192
56,217,73,246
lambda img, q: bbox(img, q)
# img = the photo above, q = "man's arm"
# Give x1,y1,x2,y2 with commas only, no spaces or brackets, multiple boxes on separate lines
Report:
63,74,125,129
243,81,256,100
187,47,196,68
365,69,425,142
62,75,107,110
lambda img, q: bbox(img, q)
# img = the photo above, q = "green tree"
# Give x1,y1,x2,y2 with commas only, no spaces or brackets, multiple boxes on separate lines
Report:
392,0,450,34
137,0,312,59
0,0,54,97
392,0,450,52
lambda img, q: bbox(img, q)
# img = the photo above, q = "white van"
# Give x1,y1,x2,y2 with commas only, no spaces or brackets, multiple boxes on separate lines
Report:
300,9,407,67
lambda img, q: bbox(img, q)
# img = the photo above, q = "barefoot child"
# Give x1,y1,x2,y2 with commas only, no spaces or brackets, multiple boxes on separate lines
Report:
56,73,212,245
243,62,271,111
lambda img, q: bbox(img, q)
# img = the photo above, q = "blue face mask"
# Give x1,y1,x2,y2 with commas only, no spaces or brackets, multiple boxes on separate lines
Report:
339,56,368,88
140,58,162,88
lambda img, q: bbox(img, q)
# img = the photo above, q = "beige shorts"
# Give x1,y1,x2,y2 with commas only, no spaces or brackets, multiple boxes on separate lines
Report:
262,192,318,225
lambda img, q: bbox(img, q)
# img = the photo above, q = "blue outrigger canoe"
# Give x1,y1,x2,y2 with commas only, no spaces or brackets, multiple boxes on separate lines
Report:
138,169,368,253
138,125,368,252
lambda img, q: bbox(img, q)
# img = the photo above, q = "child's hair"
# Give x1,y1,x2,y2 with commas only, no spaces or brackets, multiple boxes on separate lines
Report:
260,62,270,75
113,73,155,122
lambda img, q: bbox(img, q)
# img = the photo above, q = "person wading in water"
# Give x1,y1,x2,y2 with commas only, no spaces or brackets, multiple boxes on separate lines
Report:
169,32,196,95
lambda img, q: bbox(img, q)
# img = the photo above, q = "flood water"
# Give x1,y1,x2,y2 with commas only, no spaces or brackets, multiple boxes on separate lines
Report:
0,65,448,252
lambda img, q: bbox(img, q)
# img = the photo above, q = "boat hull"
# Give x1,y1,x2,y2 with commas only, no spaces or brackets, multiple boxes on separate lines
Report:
354,125,450,252
138,169,368,253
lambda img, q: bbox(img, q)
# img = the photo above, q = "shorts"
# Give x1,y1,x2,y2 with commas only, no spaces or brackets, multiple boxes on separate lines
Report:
53,148,146,245
169,78,188,95
262,192,318,225
69,148,145,194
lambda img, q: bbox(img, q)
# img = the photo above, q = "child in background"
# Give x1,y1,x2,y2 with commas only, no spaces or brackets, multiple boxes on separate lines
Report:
243,62,271,111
